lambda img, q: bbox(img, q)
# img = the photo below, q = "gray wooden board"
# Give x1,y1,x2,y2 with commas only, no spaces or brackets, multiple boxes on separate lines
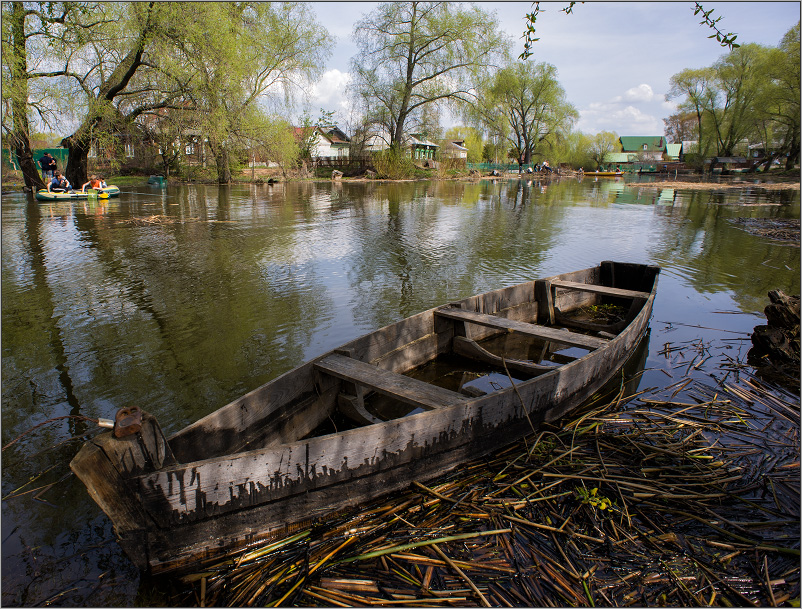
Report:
434,308,608,350
549,279,651,300
315,353,468,410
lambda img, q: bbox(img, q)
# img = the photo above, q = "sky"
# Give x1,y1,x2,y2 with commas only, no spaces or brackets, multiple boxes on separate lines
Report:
304,1,800,138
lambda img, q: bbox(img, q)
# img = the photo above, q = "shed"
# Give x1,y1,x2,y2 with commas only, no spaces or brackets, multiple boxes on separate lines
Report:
665,144,682,161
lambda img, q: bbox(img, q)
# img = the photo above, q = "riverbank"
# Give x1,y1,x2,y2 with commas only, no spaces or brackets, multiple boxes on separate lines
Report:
4,168,798,192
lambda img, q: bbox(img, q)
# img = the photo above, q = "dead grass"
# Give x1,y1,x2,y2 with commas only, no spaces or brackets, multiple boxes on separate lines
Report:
628,181,800,191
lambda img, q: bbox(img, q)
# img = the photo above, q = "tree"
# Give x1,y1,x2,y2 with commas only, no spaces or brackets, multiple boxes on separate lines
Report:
666,67,716,158
471,60,577,168
1,1,113,189
155,3,330,183
56,2,166,187
704,43,767,157
663,111,698,144
443,126,483,164
587,131,620,169
350,1,508,151
762,22,800,169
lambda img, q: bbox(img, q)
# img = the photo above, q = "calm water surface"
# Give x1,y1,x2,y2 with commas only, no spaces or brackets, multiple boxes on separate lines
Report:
2,176,799,605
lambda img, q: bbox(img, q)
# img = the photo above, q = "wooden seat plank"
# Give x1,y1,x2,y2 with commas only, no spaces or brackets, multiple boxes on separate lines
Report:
435,308,608,350
315,354,468,410
549,279,650,300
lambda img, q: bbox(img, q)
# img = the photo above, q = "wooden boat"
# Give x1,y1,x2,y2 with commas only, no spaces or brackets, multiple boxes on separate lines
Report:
71,261,660,575
590,171,624,177
35,185,120,201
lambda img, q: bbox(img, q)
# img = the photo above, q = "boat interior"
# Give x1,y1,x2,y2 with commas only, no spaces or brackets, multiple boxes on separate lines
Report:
167,262,659,463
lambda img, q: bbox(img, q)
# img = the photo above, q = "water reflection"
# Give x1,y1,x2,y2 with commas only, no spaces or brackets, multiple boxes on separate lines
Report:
1,177,798,605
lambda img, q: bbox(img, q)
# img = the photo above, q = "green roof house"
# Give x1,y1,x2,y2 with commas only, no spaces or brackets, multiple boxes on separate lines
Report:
665,144,682,161
619,136,667,161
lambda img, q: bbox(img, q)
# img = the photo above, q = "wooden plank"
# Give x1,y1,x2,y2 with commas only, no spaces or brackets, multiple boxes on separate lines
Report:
315,354,468,410
549,279,651,300
435,308,608,350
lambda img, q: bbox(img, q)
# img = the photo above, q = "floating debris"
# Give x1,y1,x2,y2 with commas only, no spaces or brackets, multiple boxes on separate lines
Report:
731,218,800,246
628,181,800,191
166,342,800,607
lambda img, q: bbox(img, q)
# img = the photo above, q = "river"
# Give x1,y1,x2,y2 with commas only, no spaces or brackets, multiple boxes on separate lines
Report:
2,176,799,605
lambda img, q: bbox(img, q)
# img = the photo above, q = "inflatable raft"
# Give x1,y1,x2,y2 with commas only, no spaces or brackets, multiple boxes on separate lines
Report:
35,186,121,201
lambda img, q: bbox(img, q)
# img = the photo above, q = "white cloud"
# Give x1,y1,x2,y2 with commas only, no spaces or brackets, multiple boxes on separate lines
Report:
311,69,352,109
623,84,656,102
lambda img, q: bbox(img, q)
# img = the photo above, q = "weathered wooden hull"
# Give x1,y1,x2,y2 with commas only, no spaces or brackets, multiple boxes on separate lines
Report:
71,261,660,574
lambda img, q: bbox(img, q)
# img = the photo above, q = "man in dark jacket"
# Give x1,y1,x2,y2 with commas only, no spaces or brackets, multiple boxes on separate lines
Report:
39,153,57,179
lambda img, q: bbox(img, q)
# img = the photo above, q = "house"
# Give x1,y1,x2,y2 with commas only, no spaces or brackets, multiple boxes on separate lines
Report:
294,126,351,159
619,136,667,161
665,144,682,162
405,133,438,161
441,140,469,162
360,130,439,161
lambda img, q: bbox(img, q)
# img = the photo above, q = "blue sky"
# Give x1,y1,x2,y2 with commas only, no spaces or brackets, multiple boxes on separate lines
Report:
306,1,800,138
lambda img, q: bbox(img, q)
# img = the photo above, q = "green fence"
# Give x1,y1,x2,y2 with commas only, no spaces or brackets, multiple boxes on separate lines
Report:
3,148,69,173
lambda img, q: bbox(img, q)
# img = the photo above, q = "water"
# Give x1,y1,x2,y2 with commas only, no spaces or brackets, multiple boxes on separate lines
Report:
2,176,799,605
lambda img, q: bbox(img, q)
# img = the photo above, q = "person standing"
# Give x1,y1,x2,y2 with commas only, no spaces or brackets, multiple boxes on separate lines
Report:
39,153,57,179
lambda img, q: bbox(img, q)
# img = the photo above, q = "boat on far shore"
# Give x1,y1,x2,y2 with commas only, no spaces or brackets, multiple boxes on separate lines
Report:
589,171,625,177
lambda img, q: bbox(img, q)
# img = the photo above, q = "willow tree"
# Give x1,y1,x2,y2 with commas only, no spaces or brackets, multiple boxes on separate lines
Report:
1,1,113,189
471,60,577,168
666,67,715,158
350,1,508,151
163,3,329,183
762,22,800,169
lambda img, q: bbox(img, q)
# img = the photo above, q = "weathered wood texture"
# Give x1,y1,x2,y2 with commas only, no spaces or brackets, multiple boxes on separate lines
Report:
549,279,651,300
315,353,468,410
435,307,608,350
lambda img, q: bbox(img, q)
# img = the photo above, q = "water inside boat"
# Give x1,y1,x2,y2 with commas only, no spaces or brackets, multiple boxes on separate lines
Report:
305,321,600,437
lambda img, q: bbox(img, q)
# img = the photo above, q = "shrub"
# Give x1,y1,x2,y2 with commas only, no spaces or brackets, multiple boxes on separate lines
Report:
372,148,417,179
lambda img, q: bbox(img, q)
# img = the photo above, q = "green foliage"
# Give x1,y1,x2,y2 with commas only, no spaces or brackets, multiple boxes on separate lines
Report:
587,131,620,168
693,2,740,49
372,148,417,180
443,126,484,164
575,485,615,512
351,2,509,149
471,60,577,166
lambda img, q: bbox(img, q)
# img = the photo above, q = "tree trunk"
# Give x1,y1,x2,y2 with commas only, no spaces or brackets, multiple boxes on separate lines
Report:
785,130,799,170
208,139,232,184
9,1,45,190
61,134,91,188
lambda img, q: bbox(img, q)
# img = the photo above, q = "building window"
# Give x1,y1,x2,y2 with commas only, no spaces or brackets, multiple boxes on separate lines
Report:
88,145,97,158
186,143,194,155
642,144,648,150
125,143,135,158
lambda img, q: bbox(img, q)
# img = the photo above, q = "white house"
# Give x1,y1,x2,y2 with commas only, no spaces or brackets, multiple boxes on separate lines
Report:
295,126,351,158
